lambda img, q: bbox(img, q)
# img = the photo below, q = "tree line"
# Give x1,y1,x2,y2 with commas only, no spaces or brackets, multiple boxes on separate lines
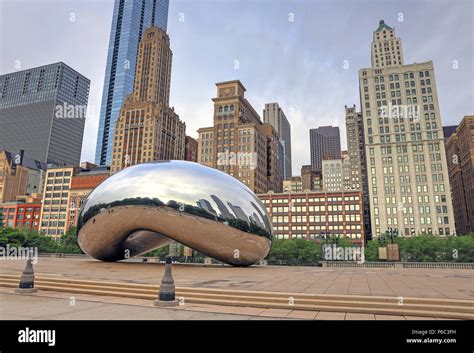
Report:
0,225,472,263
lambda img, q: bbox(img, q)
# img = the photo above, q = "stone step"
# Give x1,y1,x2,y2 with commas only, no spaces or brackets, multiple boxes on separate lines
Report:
2,277,473,314
1,278,472,319
0,274,471,308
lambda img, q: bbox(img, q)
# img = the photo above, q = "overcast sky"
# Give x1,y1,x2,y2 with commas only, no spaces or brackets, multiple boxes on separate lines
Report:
1,0,473,175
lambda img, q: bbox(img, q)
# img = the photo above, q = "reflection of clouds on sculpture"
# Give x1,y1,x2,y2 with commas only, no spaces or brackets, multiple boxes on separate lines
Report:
81,161,269,230
76,161,272,266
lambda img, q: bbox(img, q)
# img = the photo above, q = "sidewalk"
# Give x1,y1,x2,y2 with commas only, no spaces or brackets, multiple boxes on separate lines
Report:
1,257,472,300
0,290,274,320
0,288,444,320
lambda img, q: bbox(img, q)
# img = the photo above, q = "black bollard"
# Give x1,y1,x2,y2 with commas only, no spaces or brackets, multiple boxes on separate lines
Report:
15,257,37,294
154,256,178,307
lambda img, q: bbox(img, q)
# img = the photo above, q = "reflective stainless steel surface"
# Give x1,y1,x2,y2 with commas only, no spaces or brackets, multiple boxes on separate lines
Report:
76,160,272,266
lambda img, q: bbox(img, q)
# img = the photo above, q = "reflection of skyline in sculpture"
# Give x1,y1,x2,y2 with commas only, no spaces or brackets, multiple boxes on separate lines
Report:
227,202,249,223
251,201,272,232
210,194,234,220
196,195,268,230
196,199,218,217
76,161,272,266
250,212,264,228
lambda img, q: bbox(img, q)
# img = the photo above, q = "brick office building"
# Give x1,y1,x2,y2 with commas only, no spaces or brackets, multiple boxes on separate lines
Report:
258,190,364,245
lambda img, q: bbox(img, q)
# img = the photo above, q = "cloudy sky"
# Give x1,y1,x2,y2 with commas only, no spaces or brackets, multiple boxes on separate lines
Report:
1,0,472,175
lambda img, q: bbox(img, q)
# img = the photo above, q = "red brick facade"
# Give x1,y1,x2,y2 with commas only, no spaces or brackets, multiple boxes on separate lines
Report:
1,202,42,230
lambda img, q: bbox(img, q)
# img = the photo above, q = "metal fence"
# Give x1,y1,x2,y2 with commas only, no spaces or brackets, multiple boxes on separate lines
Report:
321,261,395,268
320,261,474,269
401,262,474,269
36,253,473,269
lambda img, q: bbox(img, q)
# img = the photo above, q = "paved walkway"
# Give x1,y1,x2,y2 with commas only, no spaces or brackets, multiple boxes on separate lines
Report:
1,258,472,300
0,291,271,320
0,289,443,320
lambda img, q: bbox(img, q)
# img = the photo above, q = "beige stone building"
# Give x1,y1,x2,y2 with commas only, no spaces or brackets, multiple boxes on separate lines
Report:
282,166,322,193
359,20,455,237
39,163,110,238
197,80,282,194
197,127,214,167
68,164,110,229
39,166,78,238
111,27,185,174
0,150,46,204
263,102,292,179
283,177,303,193
371,20,404,68
322,159,351,192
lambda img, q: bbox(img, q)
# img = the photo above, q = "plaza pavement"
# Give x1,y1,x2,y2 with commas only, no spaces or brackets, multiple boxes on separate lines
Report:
0,257,472,300
0,289,446,320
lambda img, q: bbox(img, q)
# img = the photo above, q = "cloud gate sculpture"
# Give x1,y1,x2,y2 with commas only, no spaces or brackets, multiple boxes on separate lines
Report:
76,160,272,266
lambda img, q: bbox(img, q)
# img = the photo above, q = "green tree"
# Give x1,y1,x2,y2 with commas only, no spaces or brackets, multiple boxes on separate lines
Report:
0,226,84,254
58,227,83,254
364,234,474,262
268,239,322,262
144,245,170,258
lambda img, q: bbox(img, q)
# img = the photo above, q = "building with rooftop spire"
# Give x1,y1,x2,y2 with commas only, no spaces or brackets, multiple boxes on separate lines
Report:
371,20,404,68
110,26,185,174
359,20,455,237
95,0,170,166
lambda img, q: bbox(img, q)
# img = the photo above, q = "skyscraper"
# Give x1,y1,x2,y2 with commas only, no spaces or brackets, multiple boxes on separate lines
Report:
446,116,474,235
258,124,283,193
196,127,214,168
197,80,282,194
309,126,341,172
345,105,367,191
263,103,292,179
0,62,90,165
110,26,185,174
345,104,371,240
95,0,169,166
442,125,457,144
371,20,404,68
359,20,455,237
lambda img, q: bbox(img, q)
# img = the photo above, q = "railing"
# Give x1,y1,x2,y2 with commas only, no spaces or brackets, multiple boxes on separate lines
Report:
402,262,474,269
38,253,87,258
35,253,474,269
267,259,321,267
129,256,210,264
320,261,474,269
321,261,395,268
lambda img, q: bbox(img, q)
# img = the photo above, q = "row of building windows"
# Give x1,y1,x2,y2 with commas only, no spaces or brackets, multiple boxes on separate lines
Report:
272,214,362,223
273,234,363,240
261,195,360,204
2,207,40,213
373,227,452,236
270,204,361,212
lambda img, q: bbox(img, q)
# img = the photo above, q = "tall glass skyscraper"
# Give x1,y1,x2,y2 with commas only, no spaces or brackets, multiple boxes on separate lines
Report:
0,62,90,165
95,0,169,165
